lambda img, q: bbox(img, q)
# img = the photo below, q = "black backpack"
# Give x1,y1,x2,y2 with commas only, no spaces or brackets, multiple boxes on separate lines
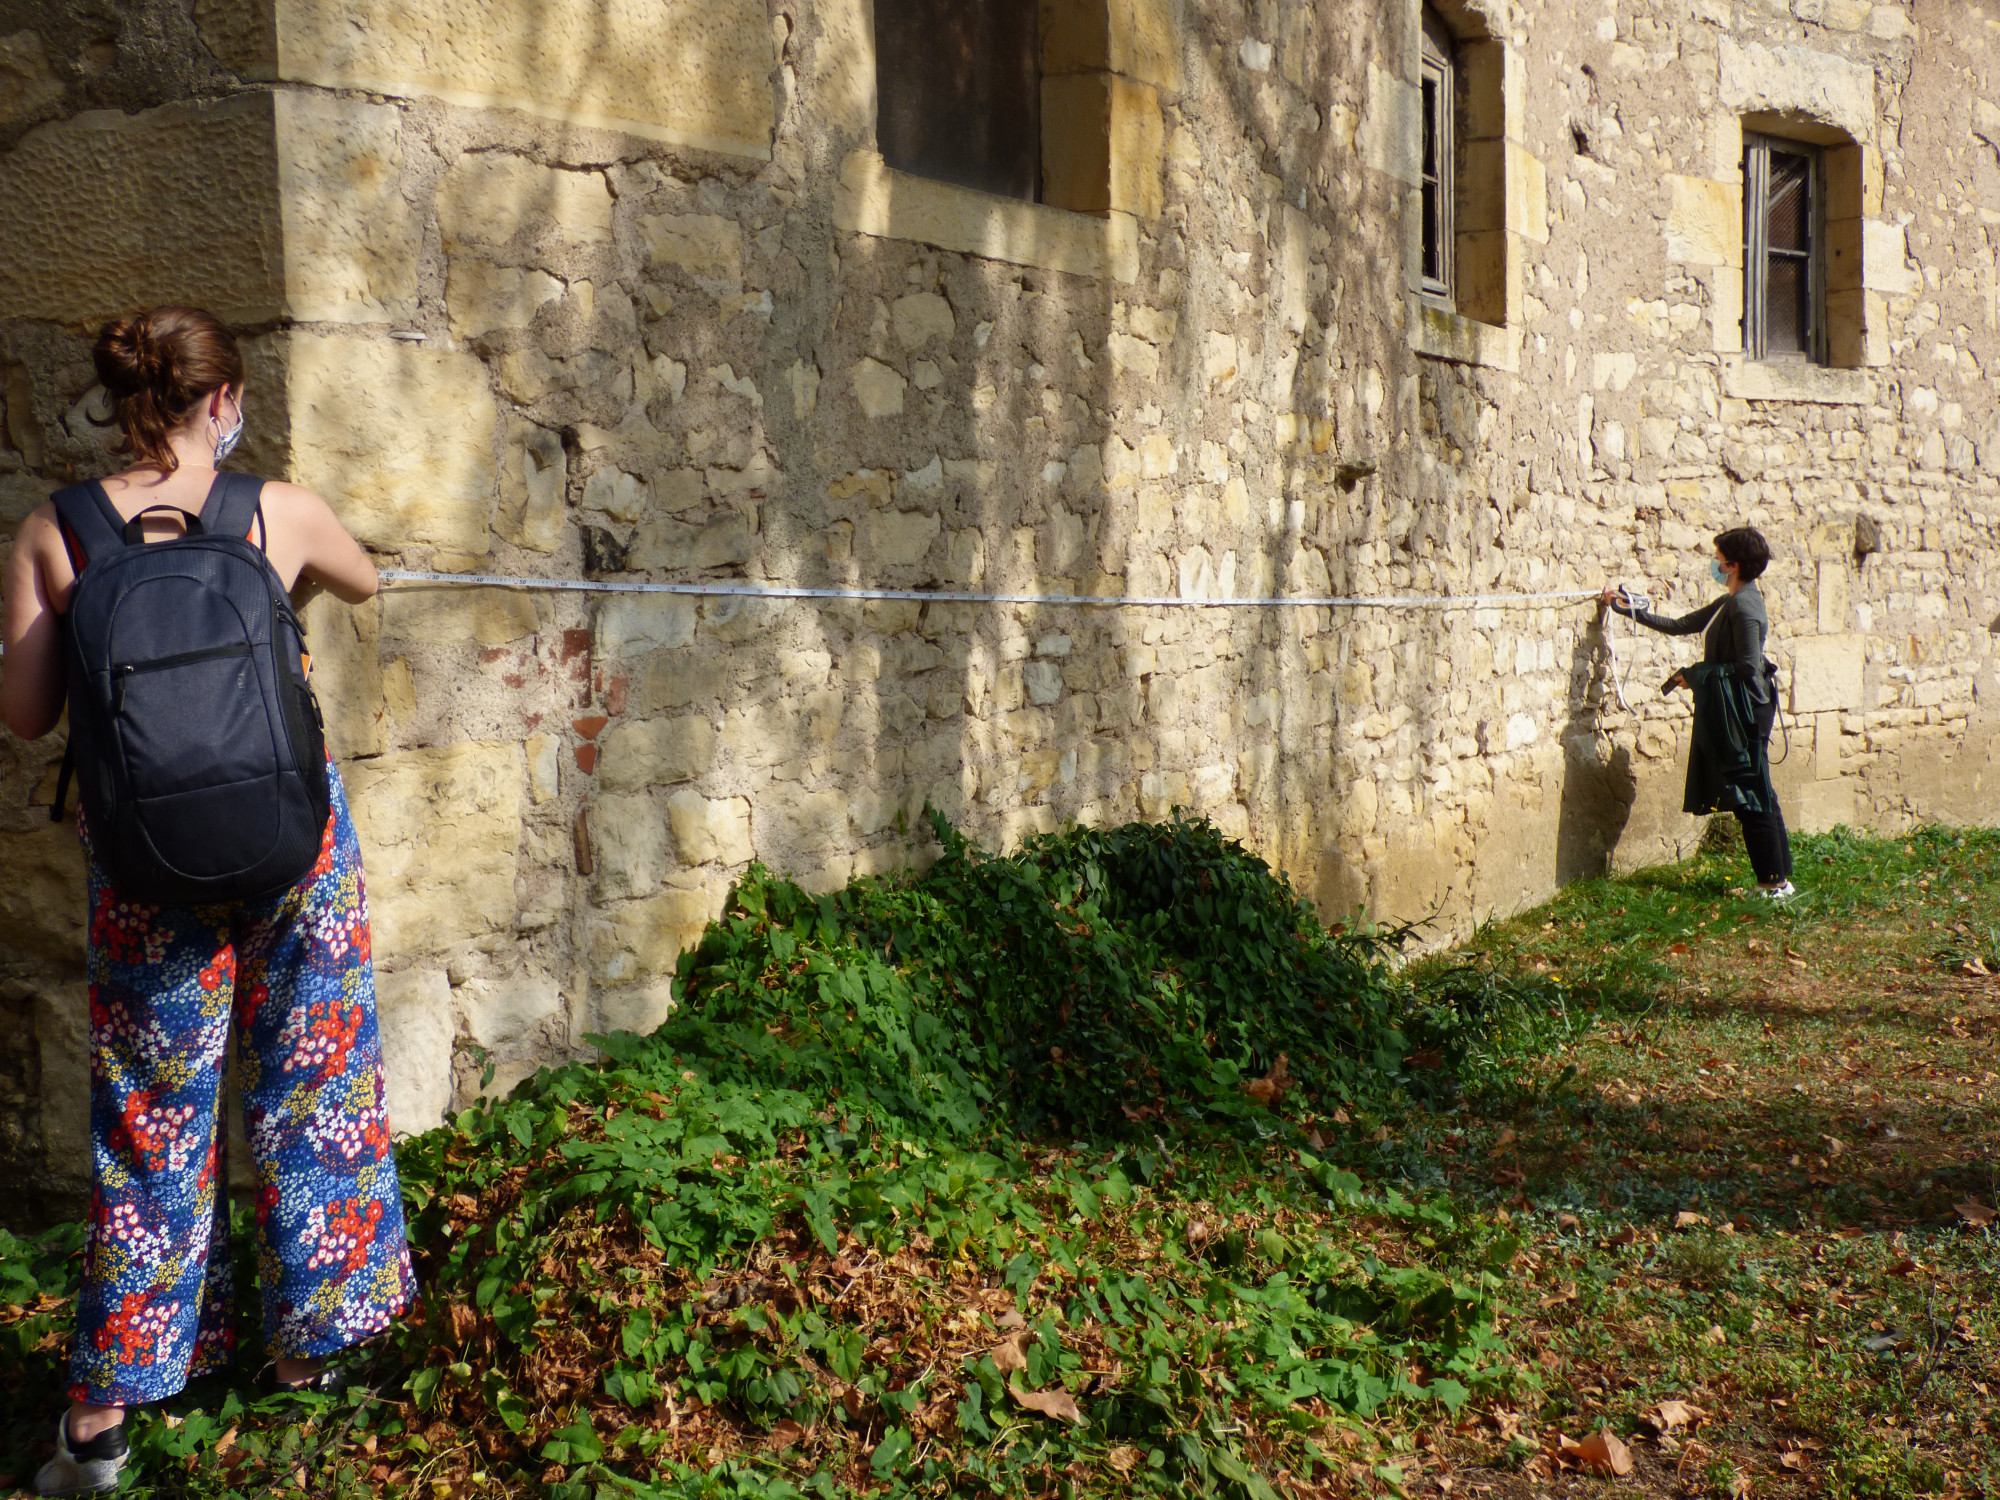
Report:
51,473,330,906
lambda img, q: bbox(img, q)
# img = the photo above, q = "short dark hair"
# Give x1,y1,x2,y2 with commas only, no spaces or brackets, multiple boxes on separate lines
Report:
1714,526,1772,582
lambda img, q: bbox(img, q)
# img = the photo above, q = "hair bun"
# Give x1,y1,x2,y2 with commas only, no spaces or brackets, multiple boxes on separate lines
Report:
90,306,244,475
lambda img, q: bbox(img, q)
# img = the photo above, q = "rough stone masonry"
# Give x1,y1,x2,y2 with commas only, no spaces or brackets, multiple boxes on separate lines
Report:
0,0,1995,1217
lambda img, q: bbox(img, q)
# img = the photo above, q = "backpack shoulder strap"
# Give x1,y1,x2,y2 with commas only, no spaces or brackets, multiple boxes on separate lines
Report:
49,481,130,570
197,472,266,544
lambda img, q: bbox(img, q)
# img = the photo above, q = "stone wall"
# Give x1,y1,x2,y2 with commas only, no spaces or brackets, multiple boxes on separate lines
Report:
3,0,1996,1219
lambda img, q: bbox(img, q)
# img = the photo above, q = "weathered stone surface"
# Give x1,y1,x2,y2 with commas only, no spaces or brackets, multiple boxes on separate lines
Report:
1041,73,1165,220
628,511,754,569
375,968,455,1135
447,258,564,338
1718,39,1876,145
302,591,385,759
598,716,718,791
1790,636,1866,715
206,0,775,157
589,886,722,1027
592,791,670,898
1663,175,1738,267
381,585,538,645
891,292,954,348
496,418,566,553
851,358,907,419
0,95,283,325
666,789,754,865
344,743,524,956
33,983,89,1195
638,213,743,279
274,90,419,324
457,969,562,1050
598,596,698,655
835,151,1140,283
440,153,614,250
286,336,498,553
1042,0,1179,89
0,824,85,966
859,509,941,566
0,31,65,126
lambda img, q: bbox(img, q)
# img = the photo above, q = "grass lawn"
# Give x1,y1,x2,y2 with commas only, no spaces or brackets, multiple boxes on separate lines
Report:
1396,822,2000,1500
4,820,2000,1499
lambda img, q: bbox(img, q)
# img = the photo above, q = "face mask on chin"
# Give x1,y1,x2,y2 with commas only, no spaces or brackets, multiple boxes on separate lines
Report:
211,396,245,465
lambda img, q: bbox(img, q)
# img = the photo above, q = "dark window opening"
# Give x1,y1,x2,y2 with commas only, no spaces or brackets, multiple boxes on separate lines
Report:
1419,9,1456,303
1745,135,1824,363
875,0,1041,202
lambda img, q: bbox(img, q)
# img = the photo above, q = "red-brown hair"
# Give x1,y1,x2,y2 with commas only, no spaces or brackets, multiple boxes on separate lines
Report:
92,306,244,474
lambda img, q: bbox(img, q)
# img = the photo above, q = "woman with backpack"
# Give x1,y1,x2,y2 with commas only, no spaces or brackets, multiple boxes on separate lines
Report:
1,306,413,1496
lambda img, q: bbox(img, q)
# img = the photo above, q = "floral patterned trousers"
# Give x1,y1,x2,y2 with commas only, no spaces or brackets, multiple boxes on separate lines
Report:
69,764,414,1406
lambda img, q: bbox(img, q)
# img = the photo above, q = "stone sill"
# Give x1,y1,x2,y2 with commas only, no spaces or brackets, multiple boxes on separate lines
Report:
1720,358,1875,405
834,150,1140,284
1408,298,1520,372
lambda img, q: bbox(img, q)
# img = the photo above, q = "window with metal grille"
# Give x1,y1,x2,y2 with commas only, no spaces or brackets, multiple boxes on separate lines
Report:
874,0,1041,203
1745,135,1825,362
1419,8,1456,303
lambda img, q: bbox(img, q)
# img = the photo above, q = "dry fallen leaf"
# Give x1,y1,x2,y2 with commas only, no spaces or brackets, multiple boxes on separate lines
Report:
1885,1258,1919,1277
1641,1400,1706,1435
989,1329,1033,1374
1703,1324,1727,1345
1674,1210,1710,1230
1244,1053,1293,1108
1727,1467,1752,1499
1008,1381,1085,1425
1779,1451,1807,1472
1821,1135,1845,1157
1956,1198,1996,1227
1602,1225,1639,1248
995,1308,1026,1331
762,1419,805,1451
1490,1127,1518,1155
1575,1429,1634,1477
1107,1445,1142,1475
1557,1213,1581,1232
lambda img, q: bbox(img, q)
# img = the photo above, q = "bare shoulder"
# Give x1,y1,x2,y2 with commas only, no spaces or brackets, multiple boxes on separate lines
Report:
14,502,63,558
256,479,336,517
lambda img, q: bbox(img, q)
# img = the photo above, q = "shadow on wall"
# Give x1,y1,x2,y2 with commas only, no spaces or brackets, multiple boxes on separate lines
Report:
1556,613,1636,884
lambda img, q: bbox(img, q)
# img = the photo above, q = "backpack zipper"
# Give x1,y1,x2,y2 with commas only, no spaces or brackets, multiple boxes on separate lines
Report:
113,642,255,712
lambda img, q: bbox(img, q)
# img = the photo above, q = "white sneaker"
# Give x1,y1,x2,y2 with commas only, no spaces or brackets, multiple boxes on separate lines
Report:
1761,880,1798,901
33,1414,129,1497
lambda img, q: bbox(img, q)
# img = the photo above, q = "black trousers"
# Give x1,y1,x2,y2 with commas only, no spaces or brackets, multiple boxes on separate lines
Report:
1735,678,1793,885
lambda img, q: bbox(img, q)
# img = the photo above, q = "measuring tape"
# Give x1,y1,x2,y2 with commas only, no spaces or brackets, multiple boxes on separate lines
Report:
377,569,1603,611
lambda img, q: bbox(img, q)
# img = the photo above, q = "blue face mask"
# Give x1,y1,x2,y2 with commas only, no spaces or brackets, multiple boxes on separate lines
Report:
1711,559,1729,585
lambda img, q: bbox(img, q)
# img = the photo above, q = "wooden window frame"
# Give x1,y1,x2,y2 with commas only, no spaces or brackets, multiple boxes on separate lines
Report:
1744,133,1827,365
1418,10,1456,305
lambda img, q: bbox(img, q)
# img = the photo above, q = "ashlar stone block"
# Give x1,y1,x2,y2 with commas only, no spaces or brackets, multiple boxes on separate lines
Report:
598,716,718,792
439,153,614,251
285,335,498,554
666,789,754,865
274,90,421,324
1663,175,1740,268
1042,72,1165,220
1040,0,1180,91
198,0,776,158
374,968,456,1135
447,258,564,338
344,742,524,957
0,94,285,325
1790,635,1866,714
